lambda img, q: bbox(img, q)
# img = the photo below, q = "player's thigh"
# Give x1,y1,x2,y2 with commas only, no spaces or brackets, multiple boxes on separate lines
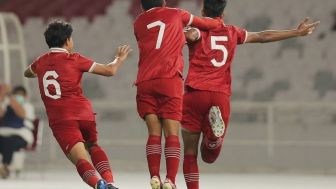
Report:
136,81,158,119
50,120,85,155
67,142,90,165
182,129,201,156
79,120,98,145
145,114,162,136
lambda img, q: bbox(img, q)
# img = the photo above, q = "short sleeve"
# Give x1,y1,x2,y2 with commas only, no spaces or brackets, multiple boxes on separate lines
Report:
232,26,248,45
178,9,193,27
75,53,96,73
30,60,38,75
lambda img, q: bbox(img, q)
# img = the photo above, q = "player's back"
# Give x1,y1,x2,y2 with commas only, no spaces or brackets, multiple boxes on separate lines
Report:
186,20,247,95
31,49,95,124
134,7,192,83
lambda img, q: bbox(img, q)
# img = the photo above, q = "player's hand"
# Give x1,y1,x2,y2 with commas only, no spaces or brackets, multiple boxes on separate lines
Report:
116,45,132,62
296,17,320,36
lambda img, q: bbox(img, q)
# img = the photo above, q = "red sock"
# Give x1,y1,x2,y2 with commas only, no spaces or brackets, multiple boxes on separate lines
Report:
89,146,114,183
146,135,162,178
76,159,100,188
183,155,199,189
165,135,180,184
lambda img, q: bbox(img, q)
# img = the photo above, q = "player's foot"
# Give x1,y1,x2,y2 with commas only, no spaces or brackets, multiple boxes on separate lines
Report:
95,179,108,189
208,106,225,138
163,178,176,189
107,183,118,189
150,176,162,189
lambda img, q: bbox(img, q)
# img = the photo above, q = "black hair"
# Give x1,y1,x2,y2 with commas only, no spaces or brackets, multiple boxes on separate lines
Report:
141,0,164,11
203,0,227,18
13,86,27,96
44,19,73,48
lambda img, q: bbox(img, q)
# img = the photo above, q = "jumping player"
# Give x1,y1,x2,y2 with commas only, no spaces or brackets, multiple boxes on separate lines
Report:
182,0,320,189
133,0,224,188
24,20,132,189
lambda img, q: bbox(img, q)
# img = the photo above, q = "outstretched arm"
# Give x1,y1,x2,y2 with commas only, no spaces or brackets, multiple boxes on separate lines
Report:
245,17,320,43
91,45,132,77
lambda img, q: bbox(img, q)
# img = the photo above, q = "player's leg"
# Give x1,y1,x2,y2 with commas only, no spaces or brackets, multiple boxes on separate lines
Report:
67,142,107,189
145,114,163,189
182,129,201,189
80,121,117,189
162,119,180,189
201,93,230,164
51,120,105,189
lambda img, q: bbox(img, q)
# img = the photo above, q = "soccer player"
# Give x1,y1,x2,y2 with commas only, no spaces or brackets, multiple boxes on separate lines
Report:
182,0,320,189
133,0,223,189
24,20,132,189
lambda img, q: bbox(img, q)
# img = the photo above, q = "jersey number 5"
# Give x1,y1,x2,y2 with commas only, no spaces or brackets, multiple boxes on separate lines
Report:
43,71,61,100
211,36,228,67
147,21,166,49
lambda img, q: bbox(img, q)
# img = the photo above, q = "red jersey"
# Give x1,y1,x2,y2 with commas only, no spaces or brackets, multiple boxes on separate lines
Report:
30,48,96,124
134,7,193,84
185,19,247,95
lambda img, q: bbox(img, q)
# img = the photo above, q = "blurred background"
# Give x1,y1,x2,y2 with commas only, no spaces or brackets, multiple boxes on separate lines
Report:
0,0,335,188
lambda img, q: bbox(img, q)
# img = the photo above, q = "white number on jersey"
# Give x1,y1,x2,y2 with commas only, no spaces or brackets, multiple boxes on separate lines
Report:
210,36,229,67
147,21,166,49
43,71,61,100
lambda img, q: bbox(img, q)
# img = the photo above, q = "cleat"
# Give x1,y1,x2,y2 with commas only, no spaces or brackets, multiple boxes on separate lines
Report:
208,106,225,138
150,176,162,189
107,183,119,189
163,179,176,189
95,179,108,189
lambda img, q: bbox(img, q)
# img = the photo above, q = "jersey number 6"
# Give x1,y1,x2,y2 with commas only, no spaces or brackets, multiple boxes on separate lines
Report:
211,36,229,67
43,71,61,100
147,21,166,49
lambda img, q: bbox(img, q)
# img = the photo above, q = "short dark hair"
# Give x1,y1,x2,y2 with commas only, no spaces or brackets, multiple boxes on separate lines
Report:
203,0,227,18
141,0,164,11
13,86,27,96
44,20,73,48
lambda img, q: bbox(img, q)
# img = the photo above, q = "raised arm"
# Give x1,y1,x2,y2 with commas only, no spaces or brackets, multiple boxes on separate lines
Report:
190,16,221,30
91,45,132,77
245,17,320,43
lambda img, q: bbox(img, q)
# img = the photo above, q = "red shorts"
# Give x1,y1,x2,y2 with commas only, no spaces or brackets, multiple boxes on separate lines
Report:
182,87,230,134
136,77,183,121
49,120,98,154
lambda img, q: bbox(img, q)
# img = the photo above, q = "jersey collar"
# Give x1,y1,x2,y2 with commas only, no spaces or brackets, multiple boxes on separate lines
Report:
49,48,69,53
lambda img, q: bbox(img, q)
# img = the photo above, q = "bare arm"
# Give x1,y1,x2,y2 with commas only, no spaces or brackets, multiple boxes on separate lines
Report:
0,84,10,118
91,45,132,77
24,66,37,78
246,17,320,43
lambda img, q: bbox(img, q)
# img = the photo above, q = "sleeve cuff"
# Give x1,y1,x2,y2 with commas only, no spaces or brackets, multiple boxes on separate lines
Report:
243,30,248,44
29,65,36,75
187,14,194,26
88,62,97,73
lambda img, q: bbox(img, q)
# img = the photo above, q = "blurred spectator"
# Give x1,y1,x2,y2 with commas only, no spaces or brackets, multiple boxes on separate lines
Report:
0,84,35,179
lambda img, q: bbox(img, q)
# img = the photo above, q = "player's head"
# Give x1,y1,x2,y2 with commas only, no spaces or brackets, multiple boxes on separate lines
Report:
202,0,227,18
141,0,165,11
44,19,74,52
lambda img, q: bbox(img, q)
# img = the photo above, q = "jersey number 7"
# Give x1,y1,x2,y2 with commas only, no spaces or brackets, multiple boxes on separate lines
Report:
147,21,166,49
211,36,228,67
